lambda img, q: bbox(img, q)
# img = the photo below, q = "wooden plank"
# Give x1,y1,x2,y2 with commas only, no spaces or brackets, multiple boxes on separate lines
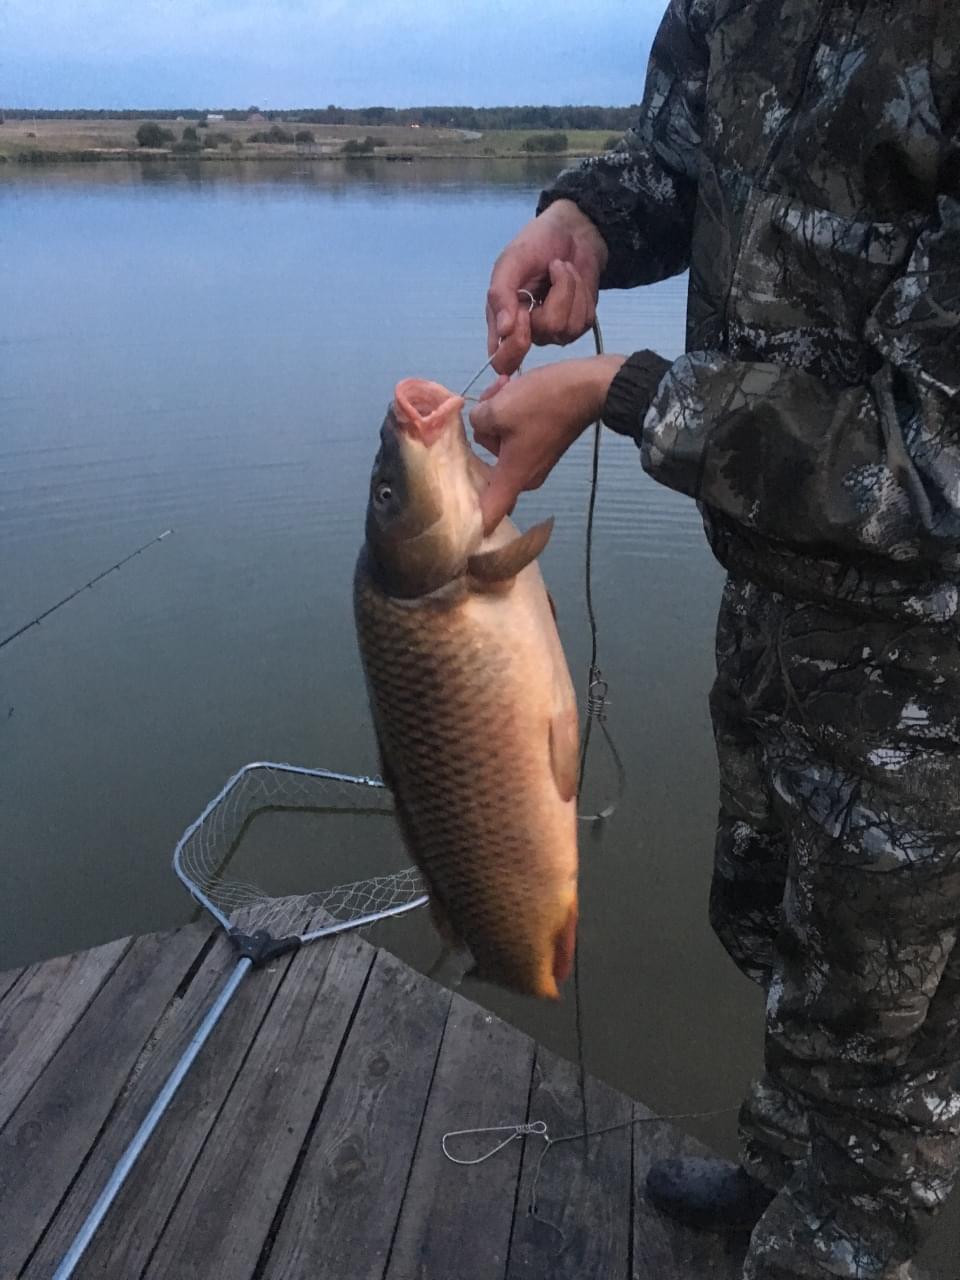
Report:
385,992,536,1280
0,923,211,1277
0,937,131,1131
631,1107,745,1280
23,928,267,1280
0,966,25,1006
141,931,377,1280
261,949,453,1280
506,1048,632,1280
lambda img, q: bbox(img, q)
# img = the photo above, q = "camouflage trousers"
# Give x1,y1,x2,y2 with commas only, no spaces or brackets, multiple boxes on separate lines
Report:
709,577,960,1280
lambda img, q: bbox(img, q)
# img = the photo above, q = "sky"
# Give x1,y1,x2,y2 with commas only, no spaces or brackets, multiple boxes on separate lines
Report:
2,0,664,109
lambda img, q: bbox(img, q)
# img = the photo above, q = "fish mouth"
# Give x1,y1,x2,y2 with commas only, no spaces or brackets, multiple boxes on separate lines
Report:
393,378,464,447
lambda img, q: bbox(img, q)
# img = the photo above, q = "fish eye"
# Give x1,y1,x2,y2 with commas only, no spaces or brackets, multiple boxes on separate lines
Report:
375,481,393,505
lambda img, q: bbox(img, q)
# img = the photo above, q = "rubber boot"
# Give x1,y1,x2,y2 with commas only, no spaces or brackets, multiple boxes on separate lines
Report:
645,1157,776,1232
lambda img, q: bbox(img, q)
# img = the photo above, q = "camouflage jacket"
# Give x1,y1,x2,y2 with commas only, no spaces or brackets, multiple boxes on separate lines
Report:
541,0,960,622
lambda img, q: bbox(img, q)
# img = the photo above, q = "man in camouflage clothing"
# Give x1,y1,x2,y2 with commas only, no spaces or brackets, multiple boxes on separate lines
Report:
470,2,960,1277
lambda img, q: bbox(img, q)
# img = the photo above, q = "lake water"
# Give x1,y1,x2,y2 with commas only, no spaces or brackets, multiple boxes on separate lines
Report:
1,159,955,1271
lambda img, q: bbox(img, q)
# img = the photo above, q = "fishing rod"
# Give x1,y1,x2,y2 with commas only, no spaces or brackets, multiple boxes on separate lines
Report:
0,529,173,652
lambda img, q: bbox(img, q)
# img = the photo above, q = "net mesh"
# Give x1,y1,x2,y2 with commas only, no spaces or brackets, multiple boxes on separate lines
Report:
173,762,427,940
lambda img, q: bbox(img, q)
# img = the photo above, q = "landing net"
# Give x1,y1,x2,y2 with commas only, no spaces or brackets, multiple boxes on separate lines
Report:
172,761,427,942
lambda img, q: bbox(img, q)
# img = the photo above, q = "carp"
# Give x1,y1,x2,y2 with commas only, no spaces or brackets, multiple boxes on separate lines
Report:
353,377,579,999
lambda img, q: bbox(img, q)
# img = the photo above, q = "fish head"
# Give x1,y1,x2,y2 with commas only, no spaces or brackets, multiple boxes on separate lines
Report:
364,378,484,598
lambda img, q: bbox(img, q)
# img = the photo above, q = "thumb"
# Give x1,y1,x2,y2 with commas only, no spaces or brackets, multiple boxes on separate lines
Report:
478,460,522,535
486,253,531,354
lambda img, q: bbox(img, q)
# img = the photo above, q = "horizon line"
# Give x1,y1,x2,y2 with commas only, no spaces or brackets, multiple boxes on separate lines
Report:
1,102,642,113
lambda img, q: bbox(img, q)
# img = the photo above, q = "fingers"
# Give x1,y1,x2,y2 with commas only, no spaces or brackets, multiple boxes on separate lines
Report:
530,260,594,347
469,396,494,438
530,260,574,346
491,315,530,375
474,431,500,457
485,285,519,354
478,461,523,535
566,264,596,340
490,262,585,374
470,379,537,527
469,382,506,457
485,294,511,359
486,248,534,355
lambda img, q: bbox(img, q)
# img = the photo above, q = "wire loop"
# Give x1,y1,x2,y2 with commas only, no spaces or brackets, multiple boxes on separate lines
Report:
441,1120,548,1165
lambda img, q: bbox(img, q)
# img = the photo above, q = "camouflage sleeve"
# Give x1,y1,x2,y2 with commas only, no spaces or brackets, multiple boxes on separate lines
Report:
640,194,960,564
537,0,711,289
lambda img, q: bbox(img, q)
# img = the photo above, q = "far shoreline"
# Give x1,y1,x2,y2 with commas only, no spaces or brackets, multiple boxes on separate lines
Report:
0,119,615,170
1,148,598,167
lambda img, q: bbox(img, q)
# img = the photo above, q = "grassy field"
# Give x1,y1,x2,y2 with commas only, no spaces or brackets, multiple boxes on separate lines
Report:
459,128,618,156
0,117,621,165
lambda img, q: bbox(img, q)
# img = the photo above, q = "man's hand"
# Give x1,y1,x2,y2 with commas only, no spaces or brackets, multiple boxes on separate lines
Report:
486,200,609,377
470,355,625,533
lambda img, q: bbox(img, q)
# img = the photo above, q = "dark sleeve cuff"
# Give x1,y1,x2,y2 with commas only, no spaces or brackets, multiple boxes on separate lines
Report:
601,350,672,442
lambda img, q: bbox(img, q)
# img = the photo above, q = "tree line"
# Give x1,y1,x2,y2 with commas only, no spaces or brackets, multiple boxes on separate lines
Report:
2,105,639,130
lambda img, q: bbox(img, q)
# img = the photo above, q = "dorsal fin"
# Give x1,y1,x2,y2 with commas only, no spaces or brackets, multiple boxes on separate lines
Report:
467,518,554,586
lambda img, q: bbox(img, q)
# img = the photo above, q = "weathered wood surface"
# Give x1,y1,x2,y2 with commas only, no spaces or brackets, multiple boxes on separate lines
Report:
0,936,131,1131
0,923,742,1280
143,931,376,1280
0,965,25,1005
0,925,212,1278
507,1047,633,1280
25,927,267,1279
263,947,453,1280
385,993,537,1280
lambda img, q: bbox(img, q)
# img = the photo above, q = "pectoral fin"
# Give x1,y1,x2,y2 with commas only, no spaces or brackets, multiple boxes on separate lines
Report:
549,704,580,803
467,517,554,586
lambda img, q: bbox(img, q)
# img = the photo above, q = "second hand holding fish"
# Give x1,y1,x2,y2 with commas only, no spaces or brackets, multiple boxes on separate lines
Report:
470,356,626,534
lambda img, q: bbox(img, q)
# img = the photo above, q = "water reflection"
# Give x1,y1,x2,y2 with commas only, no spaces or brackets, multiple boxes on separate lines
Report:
1,156,733,1149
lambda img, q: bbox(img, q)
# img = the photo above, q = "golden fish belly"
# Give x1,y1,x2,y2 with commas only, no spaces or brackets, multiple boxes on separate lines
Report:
354,556,578,999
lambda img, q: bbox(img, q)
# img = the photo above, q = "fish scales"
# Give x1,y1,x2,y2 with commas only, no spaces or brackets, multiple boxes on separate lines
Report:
355,566,569,990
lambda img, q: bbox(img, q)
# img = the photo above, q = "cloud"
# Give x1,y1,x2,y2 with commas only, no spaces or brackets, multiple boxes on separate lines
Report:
2,0,663,108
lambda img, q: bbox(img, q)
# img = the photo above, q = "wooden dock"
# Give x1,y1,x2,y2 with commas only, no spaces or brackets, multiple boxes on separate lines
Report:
0,920,744,1279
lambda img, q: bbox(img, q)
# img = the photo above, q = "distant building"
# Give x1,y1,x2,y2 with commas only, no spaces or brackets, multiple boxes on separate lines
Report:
247,111,266,123
206,113,225,122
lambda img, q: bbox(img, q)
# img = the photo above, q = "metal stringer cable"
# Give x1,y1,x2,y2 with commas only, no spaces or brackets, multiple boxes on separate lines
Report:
577,318,627,823
572,314,628,1150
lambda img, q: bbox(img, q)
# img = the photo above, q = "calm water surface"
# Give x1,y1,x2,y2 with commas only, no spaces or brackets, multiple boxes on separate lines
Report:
4,162,954,1266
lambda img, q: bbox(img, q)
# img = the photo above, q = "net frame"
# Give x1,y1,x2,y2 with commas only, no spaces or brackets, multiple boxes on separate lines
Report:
172,760,428,942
